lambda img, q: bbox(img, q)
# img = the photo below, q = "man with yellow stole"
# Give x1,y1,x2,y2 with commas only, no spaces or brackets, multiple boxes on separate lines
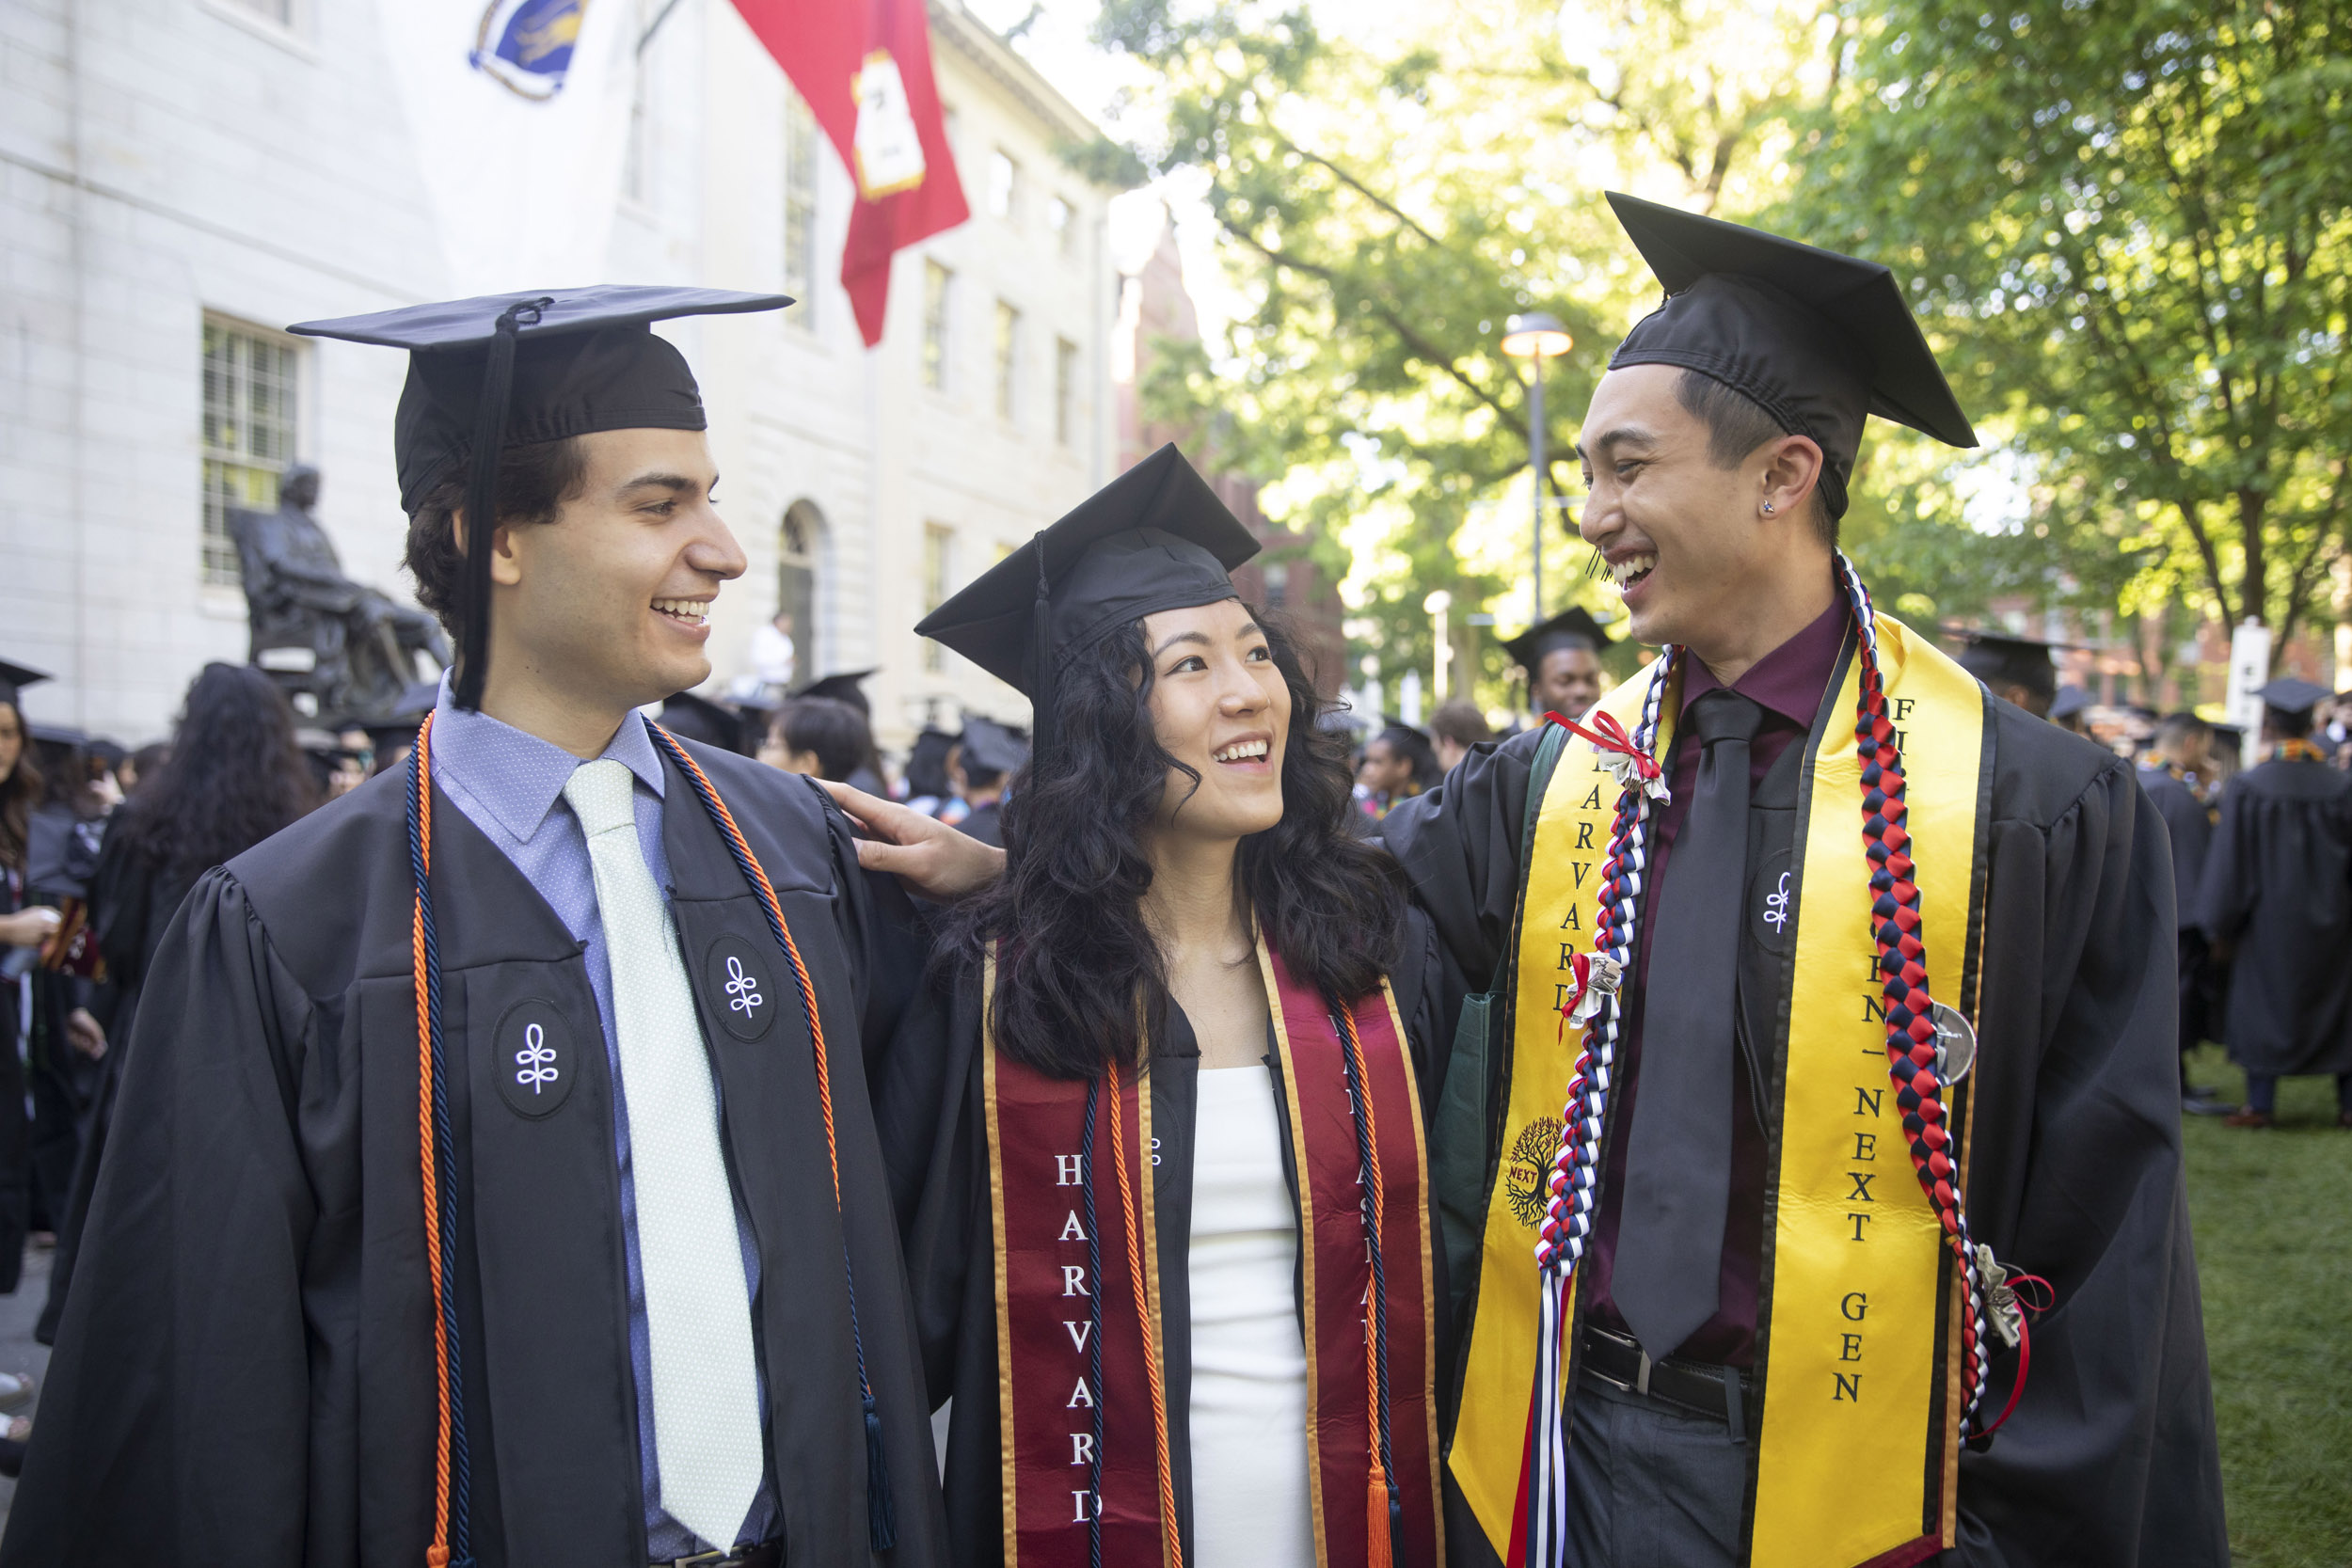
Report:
1383,197,2225,1567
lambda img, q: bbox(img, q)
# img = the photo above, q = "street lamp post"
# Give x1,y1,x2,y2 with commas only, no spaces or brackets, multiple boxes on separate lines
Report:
1501,312,1573,620
1424,589,1453,703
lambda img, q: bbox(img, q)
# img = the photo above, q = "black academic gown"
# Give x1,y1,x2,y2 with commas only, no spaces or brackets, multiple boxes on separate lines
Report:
3,740,948,1568
957,800,1004,848
2198,753,2352,1077
37,824,197,1343
1380,701,2225,1567
873,909,1451,1568
2135,768,2211,933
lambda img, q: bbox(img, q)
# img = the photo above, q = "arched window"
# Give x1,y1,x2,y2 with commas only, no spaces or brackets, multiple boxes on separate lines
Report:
778,500,824,679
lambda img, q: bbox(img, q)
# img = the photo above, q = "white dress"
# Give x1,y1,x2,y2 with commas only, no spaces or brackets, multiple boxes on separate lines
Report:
1187,1065,1314,1568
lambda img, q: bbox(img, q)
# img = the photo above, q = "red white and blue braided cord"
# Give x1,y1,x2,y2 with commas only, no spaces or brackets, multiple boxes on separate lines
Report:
1522,558,1993,1565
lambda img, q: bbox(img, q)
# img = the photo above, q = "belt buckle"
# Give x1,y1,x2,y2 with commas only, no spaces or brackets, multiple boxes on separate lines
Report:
1633,1347,1653,1398
666,1552,727,1568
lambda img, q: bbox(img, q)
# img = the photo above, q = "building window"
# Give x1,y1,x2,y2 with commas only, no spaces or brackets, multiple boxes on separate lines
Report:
922,261,952,390
987,150,1019,220
922,524,954,672
1047,195,1074,256
1054,336,1079,447
776,499,823,681
1261,562,1291,609
994,301,1020,422
783,87,819,319
201,318,299,585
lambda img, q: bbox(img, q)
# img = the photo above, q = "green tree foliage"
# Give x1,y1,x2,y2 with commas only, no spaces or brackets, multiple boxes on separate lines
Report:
1788,0,2352,649
1092,0,1839,700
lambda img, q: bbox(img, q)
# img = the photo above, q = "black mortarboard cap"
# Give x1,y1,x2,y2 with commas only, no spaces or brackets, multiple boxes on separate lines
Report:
659,689,745,752
289,286,791,710
0,658,51,713
958,715,1030,778
1605,193,1978,519
903,726,959,800
2048,685,2094,722
2256,676,2330,716
1502,607,1615,676
1947,628,2064,702
914,444,1259,757
793,670,877,716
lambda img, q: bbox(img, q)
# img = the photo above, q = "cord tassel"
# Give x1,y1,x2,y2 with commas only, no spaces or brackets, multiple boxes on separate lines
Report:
1366,1462,1395,1567
863,1389,898,1552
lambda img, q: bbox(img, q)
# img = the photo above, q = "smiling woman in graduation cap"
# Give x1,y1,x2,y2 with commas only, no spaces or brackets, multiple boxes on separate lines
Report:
866,444,1448,1568
8,288,979,1568
1379,197,2223,1568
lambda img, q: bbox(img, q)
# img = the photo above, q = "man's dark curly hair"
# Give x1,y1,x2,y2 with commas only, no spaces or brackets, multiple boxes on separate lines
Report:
946,604,1406,1080
403,436,588,633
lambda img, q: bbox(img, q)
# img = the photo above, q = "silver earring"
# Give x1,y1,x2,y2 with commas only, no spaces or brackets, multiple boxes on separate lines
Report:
1763,501,1775,515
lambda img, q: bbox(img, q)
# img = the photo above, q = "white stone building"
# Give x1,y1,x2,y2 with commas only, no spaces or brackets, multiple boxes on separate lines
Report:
1,0,1119,751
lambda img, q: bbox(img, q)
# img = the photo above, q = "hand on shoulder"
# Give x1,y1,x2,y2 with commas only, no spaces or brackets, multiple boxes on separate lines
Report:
816,778,1005,902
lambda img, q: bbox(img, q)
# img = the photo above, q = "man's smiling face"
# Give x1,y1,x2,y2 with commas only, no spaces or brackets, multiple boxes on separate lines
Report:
1575,363,1780,652
490,425,746,714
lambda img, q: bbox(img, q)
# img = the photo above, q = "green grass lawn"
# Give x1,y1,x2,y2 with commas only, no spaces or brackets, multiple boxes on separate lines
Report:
2183,1044,2352,1567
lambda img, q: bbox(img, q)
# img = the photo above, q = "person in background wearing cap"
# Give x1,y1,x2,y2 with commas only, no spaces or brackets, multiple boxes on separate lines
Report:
849,445,1449,1567
793,670,889,795
2197,677,2352,1131
1380,197,2220,1568
944,717,1025,848
7,289,989,1567
2136,714,2232,1117
1505,608,1614,725
1428,701,1494,776
2048,684,2093,737
1950,629,2060,721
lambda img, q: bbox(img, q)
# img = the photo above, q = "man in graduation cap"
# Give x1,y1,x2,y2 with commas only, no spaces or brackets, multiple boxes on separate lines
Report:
8,288,981,1567
1949,630,2060,721
1504,607,1614,724
2199,676,2352,1130
1379,196,2222,1567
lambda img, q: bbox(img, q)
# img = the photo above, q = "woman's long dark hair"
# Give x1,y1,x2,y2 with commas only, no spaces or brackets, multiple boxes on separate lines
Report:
110,663,318,885
950,604,1406,1079
0,700,41,875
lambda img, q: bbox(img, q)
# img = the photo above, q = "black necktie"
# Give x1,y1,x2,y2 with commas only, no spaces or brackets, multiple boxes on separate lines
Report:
1613,688,1762,1359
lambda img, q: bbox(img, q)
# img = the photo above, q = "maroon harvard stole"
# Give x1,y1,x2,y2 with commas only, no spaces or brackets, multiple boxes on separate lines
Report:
982,942,1444,1568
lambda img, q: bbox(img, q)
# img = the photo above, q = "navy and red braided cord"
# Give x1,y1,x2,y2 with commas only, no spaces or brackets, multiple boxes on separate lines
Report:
1531,557,1998,1455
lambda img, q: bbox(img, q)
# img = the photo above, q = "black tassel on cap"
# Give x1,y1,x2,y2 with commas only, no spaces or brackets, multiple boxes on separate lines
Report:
1028,532,1056,761
453,297,548,711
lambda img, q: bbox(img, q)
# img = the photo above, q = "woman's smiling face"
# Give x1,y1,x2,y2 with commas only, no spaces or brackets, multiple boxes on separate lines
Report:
1138,597,1292,844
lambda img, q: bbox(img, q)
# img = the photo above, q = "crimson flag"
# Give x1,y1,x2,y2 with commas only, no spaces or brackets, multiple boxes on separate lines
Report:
729,0,971,346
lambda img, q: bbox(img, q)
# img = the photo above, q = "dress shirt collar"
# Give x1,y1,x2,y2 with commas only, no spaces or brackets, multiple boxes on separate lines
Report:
428,673,668,844
1679,589,1851,729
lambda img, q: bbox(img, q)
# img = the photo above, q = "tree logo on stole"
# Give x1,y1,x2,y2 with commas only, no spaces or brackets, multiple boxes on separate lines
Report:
1507,1116,1565,1228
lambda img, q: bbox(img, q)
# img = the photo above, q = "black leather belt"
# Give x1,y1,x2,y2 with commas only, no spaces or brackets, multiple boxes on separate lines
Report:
1580,1323,1757,1441
655,1543,780,1568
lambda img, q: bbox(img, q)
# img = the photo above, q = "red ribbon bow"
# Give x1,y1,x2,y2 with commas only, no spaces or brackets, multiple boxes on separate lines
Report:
1548,708,1666,792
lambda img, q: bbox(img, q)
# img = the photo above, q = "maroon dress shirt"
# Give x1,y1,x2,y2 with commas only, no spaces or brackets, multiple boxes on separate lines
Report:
1583,594,1851,1366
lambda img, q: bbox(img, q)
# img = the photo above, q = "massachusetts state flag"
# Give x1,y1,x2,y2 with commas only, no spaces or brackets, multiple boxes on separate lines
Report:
728,0,971,346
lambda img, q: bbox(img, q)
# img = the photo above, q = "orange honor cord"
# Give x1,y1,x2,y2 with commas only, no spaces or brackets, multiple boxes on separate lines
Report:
646,726,893,1549
1104,1055,1184,1567
406,716,459,1567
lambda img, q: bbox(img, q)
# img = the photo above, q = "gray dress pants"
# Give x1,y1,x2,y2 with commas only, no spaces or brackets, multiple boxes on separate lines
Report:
1563,1376,1748,1568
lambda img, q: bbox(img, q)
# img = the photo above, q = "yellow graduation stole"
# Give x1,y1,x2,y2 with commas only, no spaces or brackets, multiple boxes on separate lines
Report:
1449,610,1993,1568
